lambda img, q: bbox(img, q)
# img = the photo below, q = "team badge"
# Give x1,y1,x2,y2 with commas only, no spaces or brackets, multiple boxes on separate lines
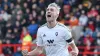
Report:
55,32,58,36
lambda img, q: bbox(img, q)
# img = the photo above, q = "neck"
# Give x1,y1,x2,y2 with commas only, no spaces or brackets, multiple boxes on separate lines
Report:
47,20,57,28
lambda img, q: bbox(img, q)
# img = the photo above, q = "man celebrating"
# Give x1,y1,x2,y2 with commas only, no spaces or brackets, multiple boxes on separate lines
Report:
22,3,79,56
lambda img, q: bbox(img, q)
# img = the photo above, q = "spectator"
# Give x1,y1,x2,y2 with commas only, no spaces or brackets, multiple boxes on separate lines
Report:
3,39,13,56
63,0,70,5
79,10,88,26
0,53,5,56
27,20,38,38
0,4,3,11
96,15,100,31
84,27,93,37
26,0,32,11
69,14,79,28
63,5,70,14
87,7,98,17
95,5,100,14
21,27,32,52
5,28,12,40
2,0,11,8
14,21,22,32
77,32,85,56
23,8,30,19
92,29,99,40
9,2,15,11
13,47,22,56
0,10,11,21
11,28,20,44
22,2,28,13
20,27,29,41
94,32,100,56
87,21,95,32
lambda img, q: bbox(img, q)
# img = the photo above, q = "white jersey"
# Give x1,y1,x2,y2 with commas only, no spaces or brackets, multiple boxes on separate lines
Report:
36,22,72,56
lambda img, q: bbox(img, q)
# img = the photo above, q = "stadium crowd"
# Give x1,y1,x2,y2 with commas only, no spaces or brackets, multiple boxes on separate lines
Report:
0,0,100,56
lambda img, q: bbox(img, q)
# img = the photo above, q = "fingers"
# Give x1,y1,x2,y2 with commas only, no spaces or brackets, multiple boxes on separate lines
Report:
70,51,78,56
22,50,28,56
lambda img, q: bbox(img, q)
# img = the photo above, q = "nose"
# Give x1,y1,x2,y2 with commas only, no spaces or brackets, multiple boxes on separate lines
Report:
47,12,50,14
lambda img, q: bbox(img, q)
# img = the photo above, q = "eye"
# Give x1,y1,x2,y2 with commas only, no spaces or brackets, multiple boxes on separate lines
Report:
46,8,49,11
50,8,54,11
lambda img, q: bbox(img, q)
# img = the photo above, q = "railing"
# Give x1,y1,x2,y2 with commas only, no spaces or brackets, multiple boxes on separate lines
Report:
0,44,100,56
78,46,100,56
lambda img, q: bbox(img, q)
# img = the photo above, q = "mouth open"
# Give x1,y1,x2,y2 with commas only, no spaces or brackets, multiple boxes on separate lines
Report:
47,15,51,17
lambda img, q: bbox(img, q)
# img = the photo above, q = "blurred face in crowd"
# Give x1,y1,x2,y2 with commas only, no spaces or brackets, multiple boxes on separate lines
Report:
0,16,3,21
1,10,5,14
10,3,14,9
17,47,21,52
16,4,20,9
15,21,20,27
91,7,95,11
22,27,28,35
29,14,33,21
14,28,18,33
32,10,37,18
6,40,10,44
46,6,59,22
17,10,23,15
63,5,70,14
26,8,30,14
96,5,100,10
4,4,8,10
96,15,100,21
32,0,36,3
78,4,83,9
4,0,8,2
23,2,28,8
97,32,100,38
89,21,93,25
17,0,21,3
16,15,21,21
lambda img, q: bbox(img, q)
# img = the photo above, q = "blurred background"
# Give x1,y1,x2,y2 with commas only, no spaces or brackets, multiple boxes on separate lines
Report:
0,0,100,56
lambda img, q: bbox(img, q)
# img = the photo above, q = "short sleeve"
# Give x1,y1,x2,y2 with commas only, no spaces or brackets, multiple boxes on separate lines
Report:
63,29,72,43
36,29,43,46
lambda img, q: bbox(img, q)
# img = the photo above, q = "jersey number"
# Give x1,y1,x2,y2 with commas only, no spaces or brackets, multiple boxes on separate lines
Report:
47,40,54,44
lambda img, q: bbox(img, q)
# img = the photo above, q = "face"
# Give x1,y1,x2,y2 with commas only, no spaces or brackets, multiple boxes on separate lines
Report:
46,6,59,22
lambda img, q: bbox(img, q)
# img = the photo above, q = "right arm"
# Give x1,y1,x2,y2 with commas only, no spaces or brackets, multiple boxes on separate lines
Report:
28,28,43,56
27,46,43,56
22,28,43,56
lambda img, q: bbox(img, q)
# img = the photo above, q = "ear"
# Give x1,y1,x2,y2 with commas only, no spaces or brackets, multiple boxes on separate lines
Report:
56,14,59,19
57,13,59,17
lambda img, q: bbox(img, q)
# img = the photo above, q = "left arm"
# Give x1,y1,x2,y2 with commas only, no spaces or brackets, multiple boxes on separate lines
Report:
69,40,79,56
63,27,79,56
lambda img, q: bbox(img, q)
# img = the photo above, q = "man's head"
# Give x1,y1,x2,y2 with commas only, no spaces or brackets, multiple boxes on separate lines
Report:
46,3,60,22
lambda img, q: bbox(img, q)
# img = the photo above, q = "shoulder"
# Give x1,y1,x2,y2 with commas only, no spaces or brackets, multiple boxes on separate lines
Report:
38,23,47,31
40,23,47,28
57,22,67,28
57,22,71,32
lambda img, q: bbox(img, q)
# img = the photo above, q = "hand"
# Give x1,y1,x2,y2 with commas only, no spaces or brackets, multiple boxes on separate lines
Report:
70,51,78,56
27,52,32,56
27,52,38,56
22,50,28,56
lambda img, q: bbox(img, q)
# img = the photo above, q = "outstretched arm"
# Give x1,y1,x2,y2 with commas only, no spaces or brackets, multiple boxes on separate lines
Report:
28,46,43,56
22,46,43,56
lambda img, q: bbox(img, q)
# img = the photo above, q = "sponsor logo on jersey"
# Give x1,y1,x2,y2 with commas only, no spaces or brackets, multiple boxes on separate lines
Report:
47,39,54,44
43,34,46,37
